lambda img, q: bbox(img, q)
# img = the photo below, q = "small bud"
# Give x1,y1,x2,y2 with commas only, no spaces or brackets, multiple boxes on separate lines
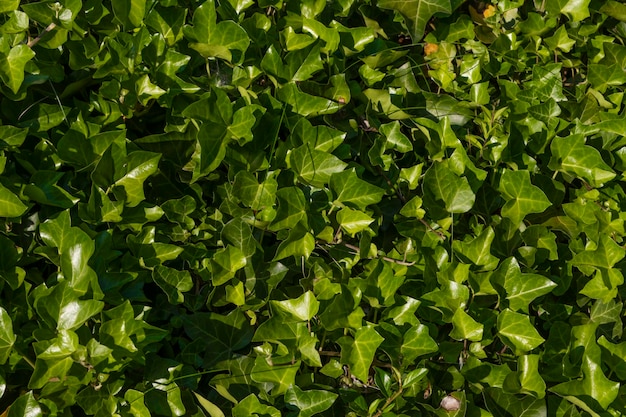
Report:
440,394,461,411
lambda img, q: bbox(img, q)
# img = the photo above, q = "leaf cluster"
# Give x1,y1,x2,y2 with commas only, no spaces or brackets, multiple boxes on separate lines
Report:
1,0,626,416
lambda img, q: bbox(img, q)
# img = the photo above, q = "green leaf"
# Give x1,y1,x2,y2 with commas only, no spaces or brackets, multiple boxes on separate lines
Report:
153,266,193,304
183,310,254,366
113,151,161,207
483,388,546,417
491,257,557,313
271,291,320,322
284,385,338,417
7,392,42,417
0,44,35,94
251,357,301,395
269,187,308,231
377,0,453,41
0,183,27,217
601,0,626,21
210,245,247,286
424,160,475,213
0,307,15,365
232,394,280,417
233,171,277,210
344,326,384,382
450,309,484,342
401,324,438,363
277,83,342,117
330,169,384,210
497,309,545,355
546,0,591,21
571,234,625,270
336,207,374,236
453,227,499,270
289,144,347,188
273,224,316,261
499,170,551,226
125,390,152,417
549,135,615,187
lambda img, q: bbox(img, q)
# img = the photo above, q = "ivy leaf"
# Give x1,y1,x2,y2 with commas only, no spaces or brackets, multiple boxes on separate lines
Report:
289,144,347,188
0,44,35,94
336,207,374,236
330,169,385,210
113,151,161,207
284,385,338,417
549,135,615,187
0,183,27,217
545,0,591,21
232,394,280,417
497,309,545,355
571,235,625,270
483,388,546,417
271,291,320,322
424,160,475,213
453,227,499,270
450,309,484,342
491,258,557,313
7,392,42,417
343,326,384,382
0,307,15,365
377,0,453,41
499,170,551,226
152,266,193,304
400,324,438,363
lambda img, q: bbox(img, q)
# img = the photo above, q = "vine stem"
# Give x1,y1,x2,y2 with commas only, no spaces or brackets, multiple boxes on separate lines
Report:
28,23,56,48
371,378,403,417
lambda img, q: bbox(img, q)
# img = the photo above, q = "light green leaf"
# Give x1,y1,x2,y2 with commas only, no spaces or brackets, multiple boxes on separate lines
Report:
453,227,499,270
498,309,545,354
401,324,438,363
377,0,453,41
210,245,247,286
125,390,151,417
549,135,615,187
232,394,280,417
7,391,42,417
113,151,161,207
424,160,475,213
0,183,27,217
344,326,384,382
284,385,338,417
269,187,308,231
572,234,625,270
546,0,591,21
193,391,225,417
0,44,35,94
491,257,557,313
330,169,384,210
271,291,320,322
273,224,315,261
289,144,347,188
153,266,193,304
379,121,412,153
278,83,342,116
111,0,146,28
251,357,301,395
499,170,551,226
233,171,277,210
601,0,626,21
336,207,374,236
450,309,483,342
0,307,15,365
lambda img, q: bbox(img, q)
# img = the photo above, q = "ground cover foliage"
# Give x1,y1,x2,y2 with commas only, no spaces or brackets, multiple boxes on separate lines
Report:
2,0,626,415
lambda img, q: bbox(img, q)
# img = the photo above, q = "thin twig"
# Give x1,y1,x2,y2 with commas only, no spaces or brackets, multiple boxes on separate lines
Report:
28,23,57,48
341,243,416,266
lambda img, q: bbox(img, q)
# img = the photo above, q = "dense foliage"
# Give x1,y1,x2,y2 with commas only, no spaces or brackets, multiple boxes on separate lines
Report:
1,0,626,415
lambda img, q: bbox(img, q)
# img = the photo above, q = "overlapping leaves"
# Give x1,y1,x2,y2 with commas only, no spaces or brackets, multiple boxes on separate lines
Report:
0,0,626,416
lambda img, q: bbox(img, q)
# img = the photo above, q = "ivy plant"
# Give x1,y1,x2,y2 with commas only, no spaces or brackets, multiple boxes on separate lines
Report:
1,0,626,416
